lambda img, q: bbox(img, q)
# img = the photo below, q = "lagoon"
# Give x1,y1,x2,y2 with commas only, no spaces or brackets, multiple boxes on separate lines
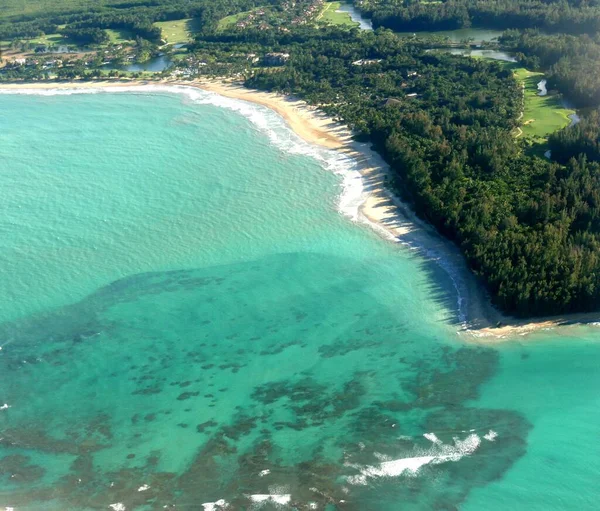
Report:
396,27,504,43
432,48,516,62
338,3,373,30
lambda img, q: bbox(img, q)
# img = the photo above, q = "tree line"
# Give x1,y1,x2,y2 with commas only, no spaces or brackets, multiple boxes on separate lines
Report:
356,0,600,35
549,111,600,164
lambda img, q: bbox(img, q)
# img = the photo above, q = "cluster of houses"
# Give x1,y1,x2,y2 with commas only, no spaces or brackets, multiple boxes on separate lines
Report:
291,0,324,25
8,57,67,69
235,8,269,29
168,54,209,78
33,45,76,54
168,50,291,79
264,52,290,65
233,0,325,30
352,58,382,66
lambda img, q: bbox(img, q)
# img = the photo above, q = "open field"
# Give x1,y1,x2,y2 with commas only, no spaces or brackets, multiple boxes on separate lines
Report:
19,32,74,46
154,19,197,44
316,2,359,27
106,29,134,44
514,67,574,141
217,10,255,30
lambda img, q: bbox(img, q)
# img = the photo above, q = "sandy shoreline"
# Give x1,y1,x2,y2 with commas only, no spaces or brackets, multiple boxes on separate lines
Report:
2,78,599,340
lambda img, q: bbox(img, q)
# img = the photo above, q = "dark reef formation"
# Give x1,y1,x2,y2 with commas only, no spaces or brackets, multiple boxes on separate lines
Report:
0,254,531,510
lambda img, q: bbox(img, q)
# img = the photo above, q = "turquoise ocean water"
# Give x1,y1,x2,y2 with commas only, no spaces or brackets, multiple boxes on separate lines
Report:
0,87,598,510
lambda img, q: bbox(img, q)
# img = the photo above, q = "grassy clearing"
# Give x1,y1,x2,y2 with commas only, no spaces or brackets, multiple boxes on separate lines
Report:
514,68,574,142
170,52,189,62
217,10,254,30
25,33,71,46
154,19,196,44
1,27,76,48
316,2,359,27
106,29,135,44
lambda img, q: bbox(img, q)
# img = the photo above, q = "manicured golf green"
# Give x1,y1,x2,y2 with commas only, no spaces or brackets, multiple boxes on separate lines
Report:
514,67,574,141
154,18,195,44
316,2,359,27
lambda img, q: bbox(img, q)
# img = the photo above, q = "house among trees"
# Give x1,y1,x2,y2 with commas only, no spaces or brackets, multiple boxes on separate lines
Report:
264,52,290,65
352,58,382,66
381,98,402,108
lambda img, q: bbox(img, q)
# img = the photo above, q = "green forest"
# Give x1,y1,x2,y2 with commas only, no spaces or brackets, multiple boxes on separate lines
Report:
2,0,600,318
360,0,600,34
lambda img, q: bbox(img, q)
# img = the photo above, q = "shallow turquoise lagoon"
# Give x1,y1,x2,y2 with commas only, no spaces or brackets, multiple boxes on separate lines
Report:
0,88,598,510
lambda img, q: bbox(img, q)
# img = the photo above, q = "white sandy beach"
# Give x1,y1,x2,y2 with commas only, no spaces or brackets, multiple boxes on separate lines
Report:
2,78,598,340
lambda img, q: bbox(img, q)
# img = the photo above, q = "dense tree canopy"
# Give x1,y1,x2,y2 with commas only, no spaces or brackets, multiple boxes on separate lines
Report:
549,110,600,164
358,0,600,34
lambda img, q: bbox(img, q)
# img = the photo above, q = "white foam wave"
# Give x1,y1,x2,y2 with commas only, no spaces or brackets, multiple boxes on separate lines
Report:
137,484,150,492
183,87,364,221
0,87,117,96
0,85,364,223
258,469,271,477
0,404,10,410
250,494,291,505
346,433,481,485
483,430,498,441
202,499,229,510
109,504,126,511
423,432,441,444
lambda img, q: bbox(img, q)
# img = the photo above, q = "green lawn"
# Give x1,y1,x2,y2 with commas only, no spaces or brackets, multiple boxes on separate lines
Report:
217,10,254,30
154,19,196,44
514,68,574,141
170,52,189,62
316,2,359,27
25,33,71,46
106,29,135,44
